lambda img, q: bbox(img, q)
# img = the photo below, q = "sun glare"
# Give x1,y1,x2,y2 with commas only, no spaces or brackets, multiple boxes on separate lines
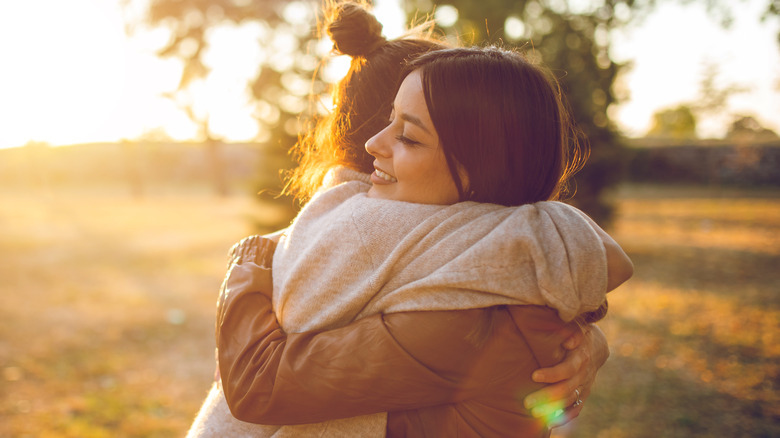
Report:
0,0,129,148
0,0,776,149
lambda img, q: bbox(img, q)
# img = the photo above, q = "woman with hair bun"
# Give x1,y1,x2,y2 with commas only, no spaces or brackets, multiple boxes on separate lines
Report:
284,0,448,201
187,2,627,437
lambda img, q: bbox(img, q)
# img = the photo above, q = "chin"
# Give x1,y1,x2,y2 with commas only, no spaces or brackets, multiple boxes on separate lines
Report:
366,187,383,199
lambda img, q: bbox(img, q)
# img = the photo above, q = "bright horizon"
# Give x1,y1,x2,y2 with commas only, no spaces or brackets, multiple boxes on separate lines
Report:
0,0,778,149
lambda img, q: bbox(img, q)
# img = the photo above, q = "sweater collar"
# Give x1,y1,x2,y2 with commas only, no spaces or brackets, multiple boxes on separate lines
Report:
322,166,371,189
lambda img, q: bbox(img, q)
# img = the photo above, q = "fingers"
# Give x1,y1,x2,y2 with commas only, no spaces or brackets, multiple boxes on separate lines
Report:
525,326,606,429
239,236,259,263
562,329,585,350
532,346,586,384
229,235,276,266
548,385,589,428
525,376,579,412
547,401,585,429
525,383,590,428
257,237,276,268
525,346,593,417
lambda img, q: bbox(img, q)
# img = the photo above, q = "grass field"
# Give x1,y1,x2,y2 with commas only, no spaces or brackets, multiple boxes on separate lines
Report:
557,185,780,438
1,183,777,437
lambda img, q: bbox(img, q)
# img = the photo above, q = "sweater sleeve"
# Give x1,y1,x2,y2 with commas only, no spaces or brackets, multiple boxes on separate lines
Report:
217,263,538,425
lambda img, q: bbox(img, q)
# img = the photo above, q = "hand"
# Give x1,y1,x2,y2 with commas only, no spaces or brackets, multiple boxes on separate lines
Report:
218,236,276,329
228,235,276,268
523,324,609,428
215,235,277,387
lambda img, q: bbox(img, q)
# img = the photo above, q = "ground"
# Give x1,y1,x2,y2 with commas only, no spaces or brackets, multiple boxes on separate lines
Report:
0,183,777,437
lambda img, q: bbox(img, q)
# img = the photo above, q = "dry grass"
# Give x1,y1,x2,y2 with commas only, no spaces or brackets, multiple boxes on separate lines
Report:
556,184,780,438
1,183,777,437
0,186,290,437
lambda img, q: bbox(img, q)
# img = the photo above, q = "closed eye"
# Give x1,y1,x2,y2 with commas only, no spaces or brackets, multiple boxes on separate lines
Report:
395,134,420,147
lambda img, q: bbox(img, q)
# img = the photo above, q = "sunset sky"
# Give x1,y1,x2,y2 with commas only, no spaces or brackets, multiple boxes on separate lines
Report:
0,0,777,149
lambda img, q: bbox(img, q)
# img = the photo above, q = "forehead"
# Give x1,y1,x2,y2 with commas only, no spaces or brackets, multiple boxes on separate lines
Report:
394,70,434,130
395,70,425,107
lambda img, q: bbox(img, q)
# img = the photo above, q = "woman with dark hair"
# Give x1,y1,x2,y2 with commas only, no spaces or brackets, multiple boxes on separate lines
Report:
187,2,628,437
283,2,446,201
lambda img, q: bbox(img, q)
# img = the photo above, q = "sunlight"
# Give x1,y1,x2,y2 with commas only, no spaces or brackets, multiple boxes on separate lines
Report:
0,0,776,149
0,0,126,147
609,0,780,138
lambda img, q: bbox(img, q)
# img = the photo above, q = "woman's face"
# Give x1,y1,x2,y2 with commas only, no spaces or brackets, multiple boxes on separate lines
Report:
364,70,460,205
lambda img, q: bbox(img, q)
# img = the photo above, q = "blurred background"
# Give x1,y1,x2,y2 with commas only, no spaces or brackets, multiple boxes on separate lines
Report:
0,0,778,436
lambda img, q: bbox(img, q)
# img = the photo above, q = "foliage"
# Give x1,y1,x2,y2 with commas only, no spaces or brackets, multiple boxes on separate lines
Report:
130,0,326,199
128,0,780,220
647,105,698,140
688,61,747,120
726,115,780,143
414,0,639,224
414,0,779,223
624,142,780,186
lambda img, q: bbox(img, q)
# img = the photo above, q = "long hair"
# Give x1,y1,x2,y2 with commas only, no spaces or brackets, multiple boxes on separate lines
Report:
283,1,447,202
404,46,587,207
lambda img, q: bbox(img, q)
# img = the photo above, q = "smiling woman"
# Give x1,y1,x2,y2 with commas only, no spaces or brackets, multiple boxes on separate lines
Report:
205,34,632,436
365,70,459,205
0,0,128,148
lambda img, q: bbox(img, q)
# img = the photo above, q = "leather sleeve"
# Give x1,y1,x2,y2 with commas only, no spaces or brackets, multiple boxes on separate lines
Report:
507,306,574,368
217,266,517,425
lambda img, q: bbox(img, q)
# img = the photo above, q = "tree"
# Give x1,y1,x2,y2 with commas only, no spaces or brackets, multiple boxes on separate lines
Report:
129,0,779,218
126,0,327,199
414,0,779,224
726,115,779,144
418,0,638,224
647,105,698,140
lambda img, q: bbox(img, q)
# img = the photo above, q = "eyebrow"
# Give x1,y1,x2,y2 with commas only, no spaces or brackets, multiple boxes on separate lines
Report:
399,112,433,135
392,105,433,135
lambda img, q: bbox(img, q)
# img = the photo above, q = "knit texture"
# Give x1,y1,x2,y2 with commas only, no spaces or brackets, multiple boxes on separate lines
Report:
275,167,608,328
187,167,609,437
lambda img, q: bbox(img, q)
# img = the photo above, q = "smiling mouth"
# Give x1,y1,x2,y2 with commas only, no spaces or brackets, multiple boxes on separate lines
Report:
374,168,398,183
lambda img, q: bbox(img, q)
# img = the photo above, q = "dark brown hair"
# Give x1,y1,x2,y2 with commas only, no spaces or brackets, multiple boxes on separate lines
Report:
404,46,587,207
284,1,447,201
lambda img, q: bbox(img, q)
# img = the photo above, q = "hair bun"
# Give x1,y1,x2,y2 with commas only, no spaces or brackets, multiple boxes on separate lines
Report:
326,2,387,57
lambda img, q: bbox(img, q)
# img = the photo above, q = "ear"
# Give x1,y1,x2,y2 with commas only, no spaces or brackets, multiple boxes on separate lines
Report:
456,161,471,199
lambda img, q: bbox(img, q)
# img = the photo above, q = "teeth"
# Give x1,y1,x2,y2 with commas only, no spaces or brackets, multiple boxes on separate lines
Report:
375,169,397,183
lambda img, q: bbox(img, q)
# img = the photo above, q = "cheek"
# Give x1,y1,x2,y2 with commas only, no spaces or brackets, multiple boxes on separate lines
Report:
431,152,455,185
420,152,459,201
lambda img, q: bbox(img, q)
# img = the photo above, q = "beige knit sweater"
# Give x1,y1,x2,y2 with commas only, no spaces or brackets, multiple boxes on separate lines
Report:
187,167,609,437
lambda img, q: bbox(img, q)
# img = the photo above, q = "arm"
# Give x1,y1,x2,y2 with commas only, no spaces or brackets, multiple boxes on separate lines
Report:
215,230,599,426
597,228,633,292
214,233,279,382
559,203,633,292
217,268,507,424
520,209,622,425
574,213,633,292
524,323,609,425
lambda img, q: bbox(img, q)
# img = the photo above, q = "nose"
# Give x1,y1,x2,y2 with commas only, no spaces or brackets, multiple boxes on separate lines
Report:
365,125,391,158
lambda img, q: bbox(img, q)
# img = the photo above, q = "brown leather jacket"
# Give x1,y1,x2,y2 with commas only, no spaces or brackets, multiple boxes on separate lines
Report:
217,266,579,438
